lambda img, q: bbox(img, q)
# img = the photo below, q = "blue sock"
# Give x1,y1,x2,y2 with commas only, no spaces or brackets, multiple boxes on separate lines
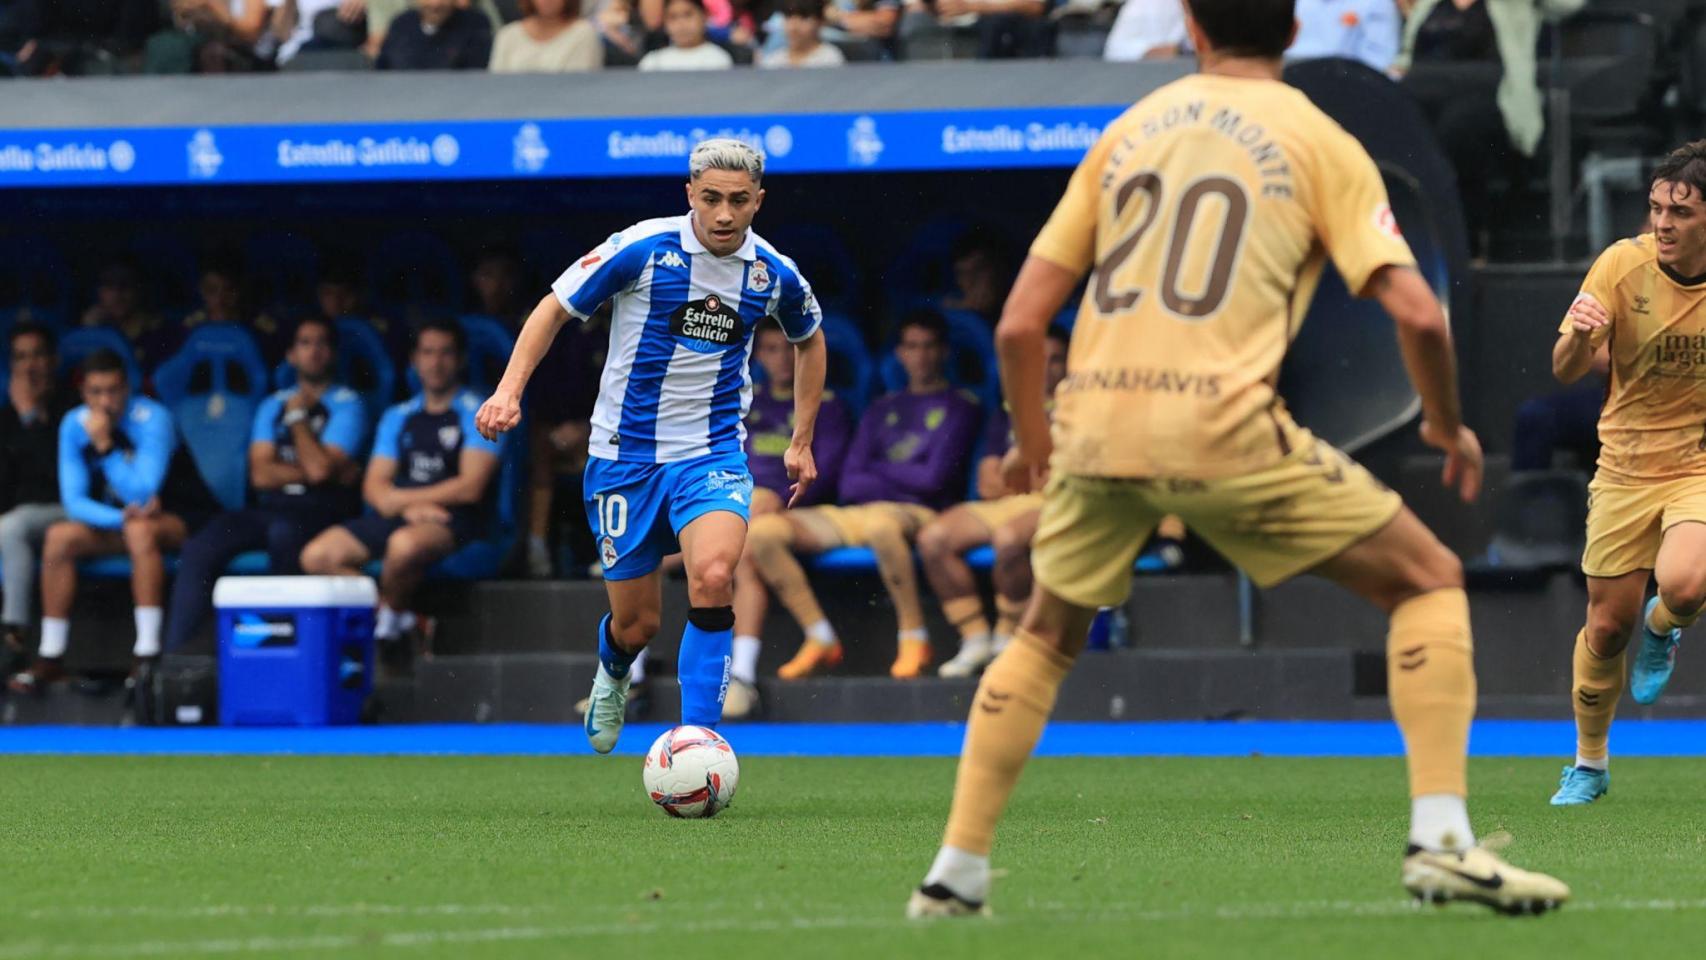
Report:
679,606,735,727
597,614,636,680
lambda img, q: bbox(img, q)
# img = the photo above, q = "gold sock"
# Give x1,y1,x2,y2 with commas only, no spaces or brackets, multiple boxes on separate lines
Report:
747,515,829,629
994,595,1026,638
1572,629,1625,764
942,630,1073,855
1648,598,1699,634
943,596,991,641
1387,588,1476,798
868,518,927,633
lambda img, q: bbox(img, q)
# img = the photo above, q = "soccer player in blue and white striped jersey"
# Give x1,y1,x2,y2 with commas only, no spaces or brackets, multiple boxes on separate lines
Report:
478,138,828,753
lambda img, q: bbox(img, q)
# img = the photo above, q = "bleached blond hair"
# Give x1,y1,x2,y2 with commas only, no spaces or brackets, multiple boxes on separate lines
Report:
689,138,764,184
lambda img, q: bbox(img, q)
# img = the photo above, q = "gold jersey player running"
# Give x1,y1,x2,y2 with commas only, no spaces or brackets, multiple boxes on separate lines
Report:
1547,141,1706,806
907,0,1569,919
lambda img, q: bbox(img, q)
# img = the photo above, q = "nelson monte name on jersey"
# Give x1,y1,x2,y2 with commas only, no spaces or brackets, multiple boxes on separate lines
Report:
552,215,821,464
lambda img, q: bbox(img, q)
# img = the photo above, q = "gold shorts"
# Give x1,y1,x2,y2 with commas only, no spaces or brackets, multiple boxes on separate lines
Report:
1032,433,1402,608
804,502,938,547
1582,473,1706,577
958,494,1045,533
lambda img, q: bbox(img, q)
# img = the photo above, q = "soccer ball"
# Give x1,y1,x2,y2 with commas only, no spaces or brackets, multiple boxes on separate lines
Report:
642,725,740,818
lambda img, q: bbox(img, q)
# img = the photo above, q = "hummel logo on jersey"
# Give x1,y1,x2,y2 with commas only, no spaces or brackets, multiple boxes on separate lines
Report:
658,251,687,270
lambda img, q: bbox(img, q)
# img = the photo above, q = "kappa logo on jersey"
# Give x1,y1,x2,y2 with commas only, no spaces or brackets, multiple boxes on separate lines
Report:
670,295,743,350
748,260,771,293
658,250,688,270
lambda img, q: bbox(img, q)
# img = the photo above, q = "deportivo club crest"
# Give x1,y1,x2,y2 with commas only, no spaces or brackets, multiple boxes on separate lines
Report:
600,536,618,569
748,260,771,293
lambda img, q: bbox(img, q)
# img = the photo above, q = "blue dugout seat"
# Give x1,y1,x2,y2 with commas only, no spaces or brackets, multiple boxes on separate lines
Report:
154,324,268,511
58,327,142,391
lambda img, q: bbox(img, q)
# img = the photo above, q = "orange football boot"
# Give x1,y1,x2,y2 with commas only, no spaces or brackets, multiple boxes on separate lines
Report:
778,640,844,680
889,639,933,679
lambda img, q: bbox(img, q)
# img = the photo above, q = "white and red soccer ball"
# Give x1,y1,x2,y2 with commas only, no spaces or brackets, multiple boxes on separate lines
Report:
642,725,740,818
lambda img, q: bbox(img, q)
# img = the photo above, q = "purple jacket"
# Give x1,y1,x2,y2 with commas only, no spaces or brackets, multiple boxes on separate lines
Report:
840,388,981,509
744,386,853,505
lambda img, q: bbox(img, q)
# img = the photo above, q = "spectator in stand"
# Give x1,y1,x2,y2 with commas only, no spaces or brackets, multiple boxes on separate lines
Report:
724,318,854,716
759,0,844,68
299,320,504,655
1287,0,1399,72
162,317,369,653
918,323,1066,678
1394,0,1583,259
822,0,899,51
316,253,410,363
747,309,979,680
11,0,161,75
266,0,361,66
490,0,603,71
900,0,1050,60
941,227,1013,323
79,258,173,372
638,0,732,70
147,1,272,73
521,310,598,578
470,246,528,326
1102,0,1185,61
595,0,644,64
375,0,493,69
0,325,67,671
8,350,218,695
367,0,502,57
179,257,289,367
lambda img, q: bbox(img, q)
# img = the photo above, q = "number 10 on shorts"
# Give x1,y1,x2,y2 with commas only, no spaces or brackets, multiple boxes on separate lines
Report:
594,493,629,537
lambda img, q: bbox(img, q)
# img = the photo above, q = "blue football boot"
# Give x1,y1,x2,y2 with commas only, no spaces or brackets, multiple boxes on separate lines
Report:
1549,765,1609,806
1630,596,1681,706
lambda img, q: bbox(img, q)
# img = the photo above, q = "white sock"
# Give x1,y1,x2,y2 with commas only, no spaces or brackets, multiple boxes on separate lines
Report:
396,610,417,635
900,627,928,645
375,605,400,640
39,617,69,659
731,635,761,685
1575,754,1608,772
922,845,990,903
133,607,163,658
805,620,836,647
629,647,648,685
959,632,992,654
1409,794,1475,853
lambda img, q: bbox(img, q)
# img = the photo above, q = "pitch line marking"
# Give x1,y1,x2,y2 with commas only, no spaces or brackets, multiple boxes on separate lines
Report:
3,898,1705,958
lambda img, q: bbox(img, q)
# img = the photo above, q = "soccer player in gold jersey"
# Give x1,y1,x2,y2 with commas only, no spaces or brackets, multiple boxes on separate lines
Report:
906,0,1570,918
1547,142,1706,805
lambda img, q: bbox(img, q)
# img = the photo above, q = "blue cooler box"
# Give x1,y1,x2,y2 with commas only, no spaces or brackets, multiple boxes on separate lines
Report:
215,576,378,726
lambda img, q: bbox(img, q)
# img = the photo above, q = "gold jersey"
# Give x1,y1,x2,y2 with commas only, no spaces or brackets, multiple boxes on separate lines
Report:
1031,73,1417,479
1564,233,1706,483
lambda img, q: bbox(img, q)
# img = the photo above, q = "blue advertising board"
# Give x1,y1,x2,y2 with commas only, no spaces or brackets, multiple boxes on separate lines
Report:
0,106,1122,189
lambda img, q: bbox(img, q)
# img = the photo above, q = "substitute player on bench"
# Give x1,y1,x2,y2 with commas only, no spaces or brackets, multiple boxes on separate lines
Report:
907,0,1569,918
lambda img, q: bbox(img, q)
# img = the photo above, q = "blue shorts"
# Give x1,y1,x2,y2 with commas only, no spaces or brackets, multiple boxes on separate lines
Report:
583,451,753,580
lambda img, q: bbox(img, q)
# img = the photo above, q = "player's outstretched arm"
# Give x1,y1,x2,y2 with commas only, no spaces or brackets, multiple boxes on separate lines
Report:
1369,264,1483,502
785,329,826,507
477,293,571,441
1552,293,1609,384
995,255,1078,494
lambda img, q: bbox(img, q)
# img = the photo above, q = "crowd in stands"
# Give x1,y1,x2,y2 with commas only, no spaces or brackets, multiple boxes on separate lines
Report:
0,0,1578,73
0,222,1197,705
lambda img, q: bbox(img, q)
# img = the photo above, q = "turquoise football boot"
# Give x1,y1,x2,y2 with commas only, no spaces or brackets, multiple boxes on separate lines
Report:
1630,596,1682,706
1549,765,1609,806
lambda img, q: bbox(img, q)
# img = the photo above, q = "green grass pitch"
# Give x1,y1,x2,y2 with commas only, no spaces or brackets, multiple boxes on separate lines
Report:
2,755,1703,959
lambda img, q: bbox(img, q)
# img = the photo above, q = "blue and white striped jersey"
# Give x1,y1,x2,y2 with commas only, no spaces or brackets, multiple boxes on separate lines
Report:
552,214,821,464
